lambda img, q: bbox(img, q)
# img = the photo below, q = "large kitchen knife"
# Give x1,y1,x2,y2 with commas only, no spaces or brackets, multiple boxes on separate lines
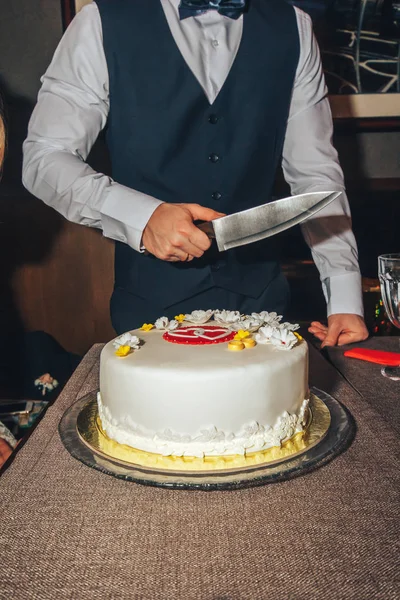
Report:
197,191,341,252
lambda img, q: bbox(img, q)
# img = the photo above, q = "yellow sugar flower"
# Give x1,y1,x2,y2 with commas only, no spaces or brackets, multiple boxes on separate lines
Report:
174,314,186,323
294,332,303,341
141,323,154,331
234,330,250,341
115,345,132,357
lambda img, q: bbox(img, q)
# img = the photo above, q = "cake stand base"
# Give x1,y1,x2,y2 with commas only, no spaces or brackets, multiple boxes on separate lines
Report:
59,388,355,491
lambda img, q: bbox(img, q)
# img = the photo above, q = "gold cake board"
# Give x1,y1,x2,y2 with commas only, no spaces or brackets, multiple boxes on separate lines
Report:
59,387,355,490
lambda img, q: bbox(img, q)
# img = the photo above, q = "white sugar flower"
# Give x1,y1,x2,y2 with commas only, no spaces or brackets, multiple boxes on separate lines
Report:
113,333,141,350
184,310,213,324
255,325,277,344
269,329,298,350
155,316,179,331
251,311,283,327
247,313,265,325
155,316,168,330
251,311,270,322
265,312,282,323
230,318,261,332
214,310,241,325
278,321,300,332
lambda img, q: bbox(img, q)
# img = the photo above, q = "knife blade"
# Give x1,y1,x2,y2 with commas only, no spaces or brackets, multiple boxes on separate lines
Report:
197,191,341,252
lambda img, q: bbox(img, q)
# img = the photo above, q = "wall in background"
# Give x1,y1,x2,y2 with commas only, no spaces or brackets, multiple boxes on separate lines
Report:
335,131,400,181
0,0,63,181
0,0,399,355
0,0,115,355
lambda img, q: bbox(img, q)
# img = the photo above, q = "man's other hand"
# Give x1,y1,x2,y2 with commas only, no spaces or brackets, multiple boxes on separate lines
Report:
0,438,13,468
308,314,369,347
142,203,225,262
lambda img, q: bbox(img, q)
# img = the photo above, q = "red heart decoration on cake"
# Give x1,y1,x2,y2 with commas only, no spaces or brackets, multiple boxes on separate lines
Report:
163,325,236,345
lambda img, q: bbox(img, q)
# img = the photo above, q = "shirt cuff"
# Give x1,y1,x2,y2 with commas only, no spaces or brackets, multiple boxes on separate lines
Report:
323,272,364,317
100,182,163,251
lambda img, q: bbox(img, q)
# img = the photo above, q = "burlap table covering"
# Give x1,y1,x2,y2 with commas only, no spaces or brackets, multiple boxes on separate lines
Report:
1,342,399,600
324,336,400,434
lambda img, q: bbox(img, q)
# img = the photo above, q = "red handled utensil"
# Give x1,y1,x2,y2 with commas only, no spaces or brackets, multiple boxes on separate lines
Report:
344,348,400,366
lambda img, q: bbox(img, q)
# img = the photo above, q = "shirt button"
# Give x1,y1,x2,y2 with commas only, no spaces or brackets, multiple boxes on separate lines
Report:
212,39,219,48
208,114,219,124
209,153,219,163
212,191,222,201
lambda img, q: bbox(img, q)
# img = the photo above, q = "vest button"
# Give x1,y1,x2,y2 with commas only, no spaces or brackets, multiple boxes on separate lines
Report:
208,114,218,124
211,260,226,272
209,153,219,163
212,191,222,201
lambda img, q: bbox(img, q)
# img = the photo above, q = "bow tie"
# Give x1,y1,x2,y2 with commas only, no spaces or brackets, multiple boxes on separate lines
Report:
178,0,247,21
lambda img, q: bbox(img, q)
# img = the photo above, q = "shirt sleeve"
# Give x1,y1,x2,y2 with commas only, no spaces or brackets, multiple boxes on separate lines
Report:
22,3,162,252
282,8,364,317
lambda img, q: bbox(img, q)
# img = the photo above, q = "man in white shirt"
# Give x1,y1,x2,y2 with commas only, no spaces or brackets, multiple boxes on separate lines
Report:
23,0,368,346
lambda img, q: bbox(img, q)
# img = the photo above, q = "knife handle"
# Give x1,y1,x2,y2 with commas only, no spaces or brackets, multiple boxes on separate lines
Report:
344,348,400,366
196,221,215,239
142,221,215,255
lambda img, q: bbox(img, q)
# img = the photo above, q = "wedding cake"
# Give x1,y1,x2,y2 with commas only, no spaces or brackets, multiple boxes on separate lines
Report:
97,310,310,459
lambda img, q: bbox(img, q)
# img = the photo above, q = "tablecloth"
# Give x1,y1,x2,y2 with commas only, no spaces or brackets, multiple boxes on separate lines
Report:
1,342,399,600
324,336,400,434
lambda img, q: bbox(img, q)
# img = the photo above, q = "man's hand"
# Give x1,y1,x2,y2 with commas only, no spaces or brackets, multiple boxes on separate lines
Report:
0,438,13,468
142,203,225,262
308,314,369,347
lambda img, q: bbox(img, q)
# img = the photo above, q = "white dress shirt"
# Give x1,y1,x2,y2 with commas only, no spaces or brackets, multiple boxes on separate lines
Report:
22,0,364,317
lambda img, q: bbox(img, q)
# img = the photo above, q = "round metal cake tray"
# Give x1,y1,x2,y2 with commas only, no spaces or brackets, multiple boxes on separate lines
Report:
59,387,355,491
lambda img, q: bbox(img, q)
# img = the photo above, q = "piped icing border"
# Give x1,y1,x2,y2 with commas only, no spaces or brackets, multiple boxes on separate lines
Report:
97,394,310,458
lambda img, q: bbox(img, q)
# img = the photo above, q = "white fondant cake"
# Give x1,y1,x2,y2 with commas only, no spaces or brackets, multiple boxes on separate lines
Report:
97,310,310,458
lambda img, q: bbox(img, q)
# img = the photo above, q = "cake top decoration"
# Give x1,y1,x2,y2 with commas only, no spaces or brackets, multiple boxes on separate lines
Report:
214,310,241,325
163,325,235,345
234,330,251,340
229,318,261,332
256,327,298,350
113,333,141,350
156,310,301,349
113,332,142,357
112,309,301,352
155,317,179,331
184,310,214,324
277,322,300,332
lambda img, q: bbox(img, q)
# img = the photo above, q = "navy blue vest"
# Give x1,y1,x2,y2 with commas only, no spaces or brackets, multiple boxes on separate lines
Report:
96,0,299,308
